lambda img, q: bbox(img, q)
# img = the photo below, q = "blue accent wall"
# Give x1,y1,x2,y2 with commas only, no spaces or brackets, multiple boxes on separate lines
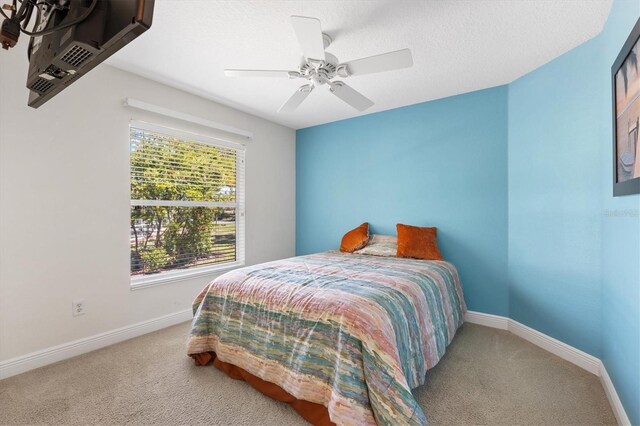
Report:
508,37,604,357
509,1,639,423
296,1,639,421
297,86,509,316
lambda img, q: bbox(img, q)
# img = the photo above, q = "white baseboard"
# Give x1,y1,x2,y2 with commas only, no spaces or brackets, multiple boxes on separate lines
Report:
465,310,630,426
599,361,632,426
506,319,600,375
0,309,192,381
464,310,509,330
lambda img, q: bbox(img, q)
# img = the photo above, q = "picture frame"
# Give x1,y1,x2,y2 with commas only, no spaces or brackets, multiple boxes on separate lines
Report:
612,17,640,196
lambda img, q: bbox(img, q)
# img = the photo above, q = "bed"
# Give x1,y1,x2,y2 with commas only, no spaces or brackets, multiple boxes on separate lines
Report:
187,251,466,425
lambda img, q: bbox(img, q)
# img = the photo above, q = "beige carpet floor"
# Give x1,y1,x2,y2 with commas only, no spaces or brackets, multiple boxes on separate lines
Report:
0,322,615,425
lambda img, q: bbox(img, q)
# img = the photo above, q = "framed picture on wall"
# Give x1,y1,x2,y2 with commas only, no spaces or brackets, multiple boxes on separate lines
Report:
613,17,640,196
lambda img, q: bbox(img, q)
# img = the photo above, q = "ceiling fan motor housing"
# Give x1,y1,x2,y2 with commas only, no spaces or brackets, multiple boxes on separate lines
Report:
299,51,342,85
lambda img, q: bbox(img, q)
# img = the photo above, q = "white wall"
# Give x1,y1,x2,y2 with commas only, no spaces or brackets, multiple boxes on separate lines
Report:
0,47,296,361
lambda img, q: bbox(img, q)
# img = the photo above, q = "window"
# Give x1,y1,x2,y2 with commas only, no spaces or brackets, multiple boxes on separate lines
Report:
130,122,245,284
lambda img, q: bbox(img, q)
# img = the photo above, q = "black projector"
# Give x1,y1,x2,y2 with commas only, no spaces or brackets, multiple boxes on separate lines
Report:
26,0,154,108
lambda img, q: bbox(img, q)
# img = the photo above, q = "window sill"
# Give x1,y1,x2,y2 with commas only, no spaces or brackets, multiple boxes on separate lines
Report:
130,261,244,291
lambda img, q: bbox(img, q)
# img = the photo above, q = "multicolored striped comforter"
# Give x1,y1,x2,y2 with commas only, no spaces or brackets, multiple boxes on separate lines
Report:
187,251,466,425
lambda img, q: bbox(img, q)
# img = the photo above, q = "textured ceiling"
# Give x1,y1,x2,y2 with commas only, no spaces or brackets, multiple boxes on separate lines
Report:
107,0,612,129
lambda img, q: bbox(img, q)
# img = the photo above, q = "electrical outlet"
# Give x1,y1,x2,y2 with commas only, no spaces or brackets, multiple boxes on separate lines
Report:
72,299,85,317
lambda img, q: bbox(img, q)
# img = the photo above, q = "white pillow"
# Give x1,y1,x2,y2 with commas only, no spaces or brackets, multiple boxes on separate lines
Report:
354,234,397,257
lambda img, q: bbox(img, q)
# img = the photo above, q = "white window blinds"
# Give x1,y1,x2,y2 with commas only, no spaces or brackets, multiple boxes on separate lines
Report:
130,122,245,280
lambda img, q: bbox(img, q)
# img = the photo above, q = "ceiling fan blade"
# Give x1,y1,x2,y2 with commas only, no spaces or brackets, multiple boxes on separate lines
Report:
329,81,374,111
343,49,413,76
224,69,299,78
290,16,325,61
278,85,314,113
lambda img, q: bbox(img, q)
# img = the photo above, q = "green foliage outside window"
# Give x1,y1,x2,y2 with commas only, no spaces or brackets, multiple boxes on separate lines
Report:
130,128,238,276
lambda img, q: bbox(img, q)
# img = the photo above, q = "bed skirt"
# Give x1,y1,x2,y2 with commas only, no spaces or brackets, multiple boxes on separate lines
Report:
191,352,335,426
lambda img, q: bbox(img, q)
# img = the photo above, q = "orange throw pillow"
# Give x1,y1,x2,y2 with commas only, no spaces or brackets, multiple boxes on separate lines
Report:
340,223,370,253
396,224,443,260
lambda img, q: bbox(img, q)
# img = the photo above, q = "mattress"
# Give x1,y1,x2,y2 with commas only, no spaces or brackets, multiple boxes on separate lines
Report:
187,251,466,425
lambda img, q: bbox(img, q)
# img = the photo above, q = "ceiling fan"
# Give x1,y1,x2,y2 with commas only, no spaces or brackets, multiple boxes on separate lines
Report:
224,16,413,113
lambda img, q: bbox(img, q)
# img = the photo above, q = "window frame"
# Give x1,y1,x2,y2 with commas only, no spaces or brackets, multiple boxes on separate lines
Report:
129,120,246,289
